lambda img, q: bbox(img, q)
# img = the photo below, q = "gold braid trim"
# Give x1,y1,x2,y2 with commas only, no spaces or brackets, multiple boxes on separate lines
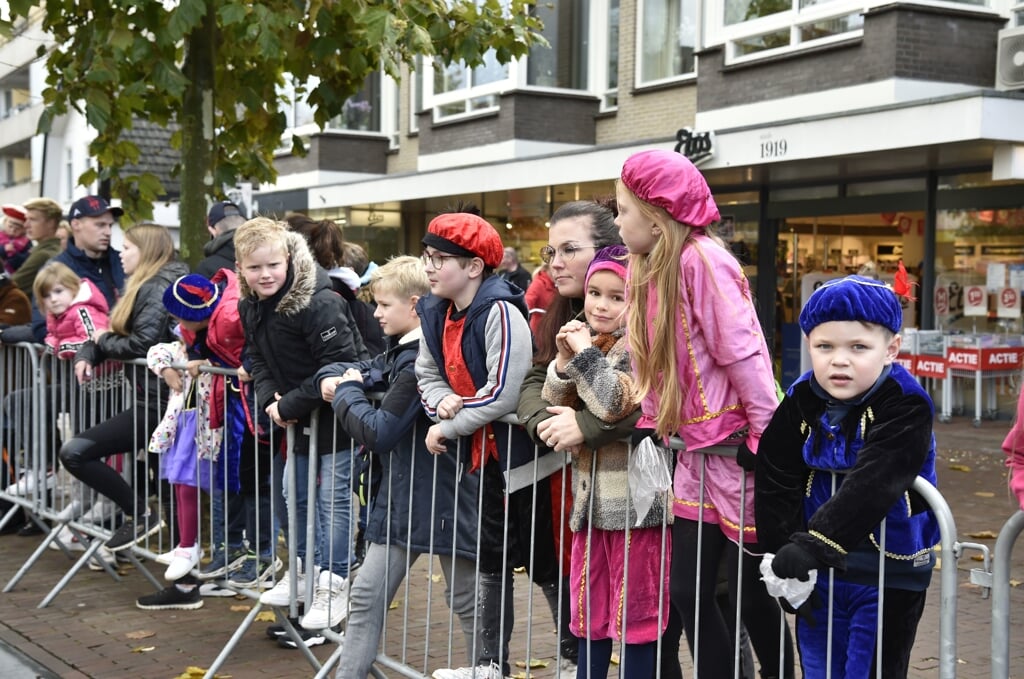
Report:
867,534,936,561
677,297,744,425
615,530,633,636
577,531,589,634
809,530,848,555
805,470,815,498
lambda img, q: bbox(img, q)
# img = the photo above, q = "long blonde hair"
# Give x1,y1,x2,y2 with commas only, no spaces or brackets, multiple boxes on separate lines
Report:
109,224,175,335
624,184,728,440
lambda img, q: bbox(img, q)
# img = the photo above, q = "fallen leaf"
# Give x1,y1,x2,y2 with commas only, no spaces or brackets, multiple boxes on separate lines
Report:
948,464,971,472
971,554,984,562
967,530,998,539
1011,579,1022,588
131,646,156,653
125,630,155,640
230,604,251,612
610,652,620,665
431,574,442,583
389,600,400,609
514,659,549,669
255,611,276,622
174,667,232,679
974,491,996,498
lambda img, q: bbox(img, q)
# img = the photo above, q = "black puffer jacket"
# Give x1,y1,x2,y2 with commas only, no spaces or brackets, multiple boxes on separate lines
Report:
238,231,368,454
75,260,190,402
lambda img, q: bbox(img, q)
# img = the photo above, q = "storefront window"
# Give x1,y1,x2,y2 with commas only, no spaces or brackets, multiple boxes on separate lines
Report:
638,0,697,84
328,74,382,132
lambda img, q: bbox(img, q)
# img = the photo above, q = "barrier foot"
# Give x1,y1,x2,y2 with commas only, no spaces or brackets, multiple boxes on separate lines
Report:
38,540,114,608
313,640,343,679
0,502,22,532
202,601,275,679
3,522,65,593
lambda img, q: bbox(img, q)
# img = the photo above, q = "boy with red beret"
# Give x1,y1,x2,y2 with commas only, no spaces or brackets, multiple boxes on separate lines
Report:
416,212,533,679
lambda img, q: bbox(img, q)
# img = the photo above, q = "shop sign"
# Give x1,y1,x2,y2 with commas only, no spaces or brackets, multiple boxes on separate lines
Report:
982,348,1024,370
981,244,1024,256
947,348,979,368
674,128,714,165
964,285,988,317
998,287,1021,319
895,354,914,372
946,347,1024,371
914,357,946,379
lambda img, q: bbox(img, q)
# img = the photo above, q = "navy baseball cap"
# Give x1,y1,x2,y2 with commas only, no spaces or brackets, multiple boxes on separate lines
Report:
68,195,124,220
207,200,241,227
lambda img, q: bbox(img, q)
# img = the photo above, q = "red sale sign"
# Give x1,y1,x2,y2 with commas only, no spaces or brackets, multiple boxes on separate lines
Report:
896,354,914,372
914,356,946,378
981,347,1024,371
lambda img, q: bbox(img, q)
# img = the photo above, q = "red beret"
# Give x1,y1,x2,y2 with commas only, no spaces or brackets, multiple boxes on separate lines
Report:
423,213,504,269
620,150,720,228
2,204,26,222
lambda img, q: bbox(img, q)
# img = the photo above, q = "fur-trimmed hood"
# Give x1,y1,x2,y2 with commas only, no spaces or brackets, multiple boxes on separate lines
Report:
237,230,323,317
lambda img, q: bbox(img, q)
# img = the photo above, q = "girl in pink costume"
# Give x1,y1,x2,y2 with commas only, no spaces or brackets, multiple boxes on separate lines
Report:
34,261,110,359
616,149,793,679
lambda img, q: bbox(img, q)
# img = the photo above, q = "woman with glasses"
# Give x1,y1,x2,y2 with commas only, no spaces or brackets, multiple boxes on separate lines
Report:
516,199,640,673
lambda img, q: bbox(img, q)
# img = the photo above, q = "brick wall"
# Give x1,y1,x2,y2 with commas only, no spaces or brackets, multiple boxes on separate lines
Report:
697,4,1006,112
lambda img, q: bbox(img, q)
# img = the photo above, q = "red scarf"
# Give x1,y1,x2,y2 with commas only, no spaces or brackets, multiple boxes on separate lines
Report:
442,307,498,473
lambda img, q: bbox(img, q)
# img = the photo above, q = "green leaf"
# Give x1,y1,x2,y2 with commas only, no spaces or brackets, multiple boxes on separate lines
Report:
218,3,248,26
84,92,112,133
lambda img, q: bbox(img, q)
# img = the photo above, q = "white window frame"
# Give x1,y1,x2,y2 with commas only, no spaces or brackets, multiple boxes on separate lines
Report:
422,55,521,123
706,0,1005,66
634,0,702,88
589,0,620,110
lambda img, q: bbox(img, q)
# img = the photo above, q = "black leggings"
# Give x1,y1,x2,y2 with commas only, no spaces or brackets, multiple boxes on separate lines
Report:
59,405,161,517
669,519,794,679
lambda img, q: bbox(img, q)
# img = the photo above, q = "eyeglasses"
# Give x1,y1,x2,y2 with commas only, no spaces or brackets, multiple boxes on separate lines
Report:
421,251,463,270
539,244,596,264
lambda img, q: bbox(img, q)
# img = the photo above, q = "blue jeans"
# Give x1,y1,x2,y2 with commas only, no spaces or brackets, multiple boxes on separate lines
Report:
282,449,353,577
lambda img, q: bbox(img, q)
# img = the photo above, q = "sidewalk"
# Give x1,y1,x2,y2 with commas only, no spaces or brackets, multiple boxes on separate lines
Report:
0,417,1022,678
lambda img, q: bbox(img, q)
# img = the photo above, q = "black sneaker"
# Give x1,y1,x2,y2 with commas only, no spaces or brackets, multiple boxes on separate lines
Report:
277,629,327,648
265,617,301,639
136,585,204,611
107,509,164,552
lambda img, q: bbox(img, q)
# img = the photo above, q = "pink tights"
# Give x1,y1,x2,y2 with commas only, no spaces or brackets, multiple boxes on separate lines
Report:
175,483,199,548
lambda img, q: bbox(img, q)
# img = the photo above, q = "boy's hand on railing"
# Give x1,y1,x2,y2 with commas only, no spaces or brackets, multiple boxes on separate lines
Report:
735,442,757,472
425,424,447,455
266,393,296,427
772,543,821,582
186,360,208,378
161,367,183,393
436,394,464,419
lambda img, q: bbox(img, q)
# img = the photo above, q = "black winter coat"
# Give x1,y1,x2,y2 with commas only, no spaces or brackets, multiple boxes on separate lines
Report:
238,231,368,454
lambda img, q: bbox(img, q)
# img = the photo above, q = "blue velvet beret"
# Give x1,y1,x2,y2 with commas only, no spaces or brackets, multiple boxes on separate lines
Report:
799,275,903,335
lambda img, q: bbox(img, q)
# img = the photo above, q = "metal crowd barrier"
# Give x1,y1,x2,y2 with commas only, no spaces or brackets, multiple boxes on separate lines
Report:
0,343,977,678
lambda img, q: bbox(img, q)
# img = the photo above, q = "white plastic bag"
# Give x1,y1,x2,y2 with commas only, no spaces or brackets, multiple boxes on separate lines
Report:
628,436,672,527
759,553,818,609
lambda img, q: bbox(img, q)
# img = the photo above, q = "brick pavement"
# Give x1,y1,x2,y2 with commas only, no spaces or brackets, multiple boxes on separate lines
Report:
1,417,1023,678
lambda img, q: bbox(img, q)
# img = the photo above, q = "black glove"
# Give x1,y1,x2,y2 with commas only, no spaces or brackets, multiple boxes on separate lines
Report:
735,441,757,472
631,427,657,447
771,543,821,582
778,589,823,627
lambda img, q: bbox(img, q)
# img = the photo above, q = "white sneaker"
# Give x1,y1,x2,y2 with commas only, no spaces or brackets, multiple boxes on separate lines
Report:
300,570,349,630
431,663,504,679
88,545,118,571
163,544,202,581
54,500,82,523
48,525,86,552
557,659,577,679
259,558,310,607
5,470,55,496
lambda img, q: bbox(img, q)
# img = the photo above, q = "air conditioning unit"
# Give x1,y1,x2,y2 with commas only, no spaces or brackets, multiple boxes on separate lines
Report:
996,25,1024,91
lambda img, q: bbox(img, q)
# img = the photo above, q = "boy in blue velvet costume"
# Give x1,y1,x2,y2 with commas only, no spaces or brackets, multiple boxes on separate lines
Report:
755,275,939,679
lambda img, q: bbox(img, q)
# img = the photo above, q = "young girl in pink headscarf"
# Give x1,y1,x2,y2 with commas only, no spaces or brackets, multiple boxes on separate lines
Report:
616,150,793,679
542,245,672,678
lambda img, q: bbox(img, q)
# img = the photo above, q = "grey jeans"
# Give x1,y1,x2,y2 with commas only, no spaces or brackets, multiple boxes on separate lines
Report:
335,542,513,678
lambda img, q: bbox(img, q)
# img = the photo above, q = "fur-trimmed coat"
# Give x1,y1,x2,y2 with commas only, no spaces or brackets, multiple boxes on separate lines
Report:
238,231,368,454
542,330,671,531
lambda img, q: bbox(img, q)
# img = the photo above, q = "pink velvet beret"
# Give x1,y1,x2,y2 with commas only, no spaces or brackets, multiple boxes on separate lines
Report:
620,150,720,228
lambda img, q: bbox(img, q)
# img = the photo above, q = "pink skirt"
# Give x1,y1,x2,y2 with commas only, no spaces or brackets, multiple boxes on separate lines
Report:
569,525,671,644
